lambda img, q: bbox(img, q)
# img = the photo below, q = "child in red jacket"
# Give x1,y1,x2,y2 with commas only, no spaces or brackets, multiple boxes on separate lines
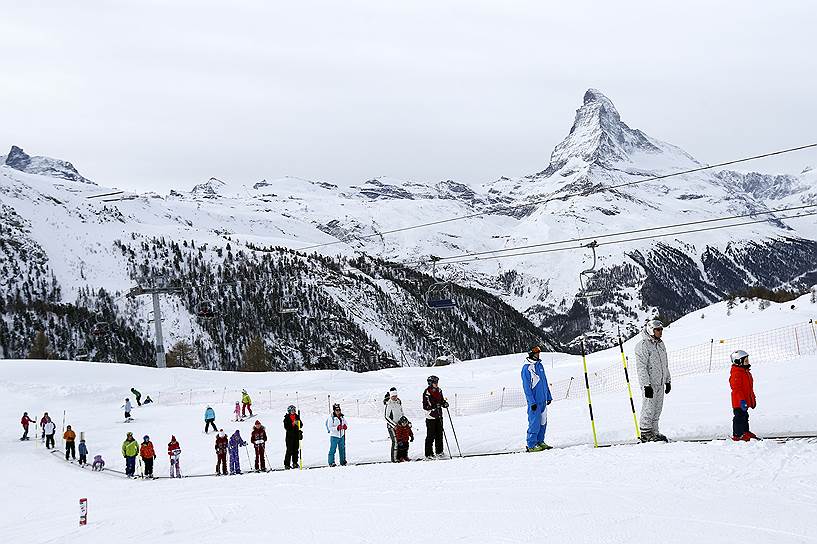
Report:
394,416,414,462
729,350,758,441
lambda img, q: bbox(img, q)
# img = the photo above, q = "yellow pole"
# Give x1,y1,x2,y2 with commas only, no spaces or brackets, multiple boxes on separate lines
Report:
618,327,641,440
581,336,599,448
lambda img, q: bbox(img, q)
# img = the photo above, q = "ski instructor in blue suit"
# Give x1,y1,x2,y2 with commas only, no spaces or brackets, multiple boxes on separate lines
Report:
522,345,553,451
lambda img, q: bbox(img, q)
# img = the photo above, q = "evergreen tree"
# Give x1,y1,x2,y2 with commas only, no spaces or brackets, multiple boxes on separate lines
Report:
167,339,196,368
28,330,52,359
241,335,269,372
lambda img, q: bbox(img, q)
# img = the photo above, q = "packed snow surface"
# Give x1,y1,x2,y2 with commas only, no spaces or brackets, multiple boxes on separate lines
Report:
2,298,817,543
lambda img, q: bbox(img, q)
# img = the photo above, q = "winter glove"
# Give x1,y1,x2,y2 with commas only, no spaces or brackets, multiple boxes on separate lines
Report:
740,400,748,412
644,386,654,399
342,425,347,430
665,382,671,395
530,404,538,412
546,400,552,406
410,436,414,442
337,425,343,431
442,401,449,409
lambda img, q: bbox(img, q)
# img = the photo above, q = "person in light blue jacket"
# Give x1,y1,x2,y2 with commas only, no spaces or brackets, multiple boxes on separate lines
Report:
204,406,217,434
521,346,553,452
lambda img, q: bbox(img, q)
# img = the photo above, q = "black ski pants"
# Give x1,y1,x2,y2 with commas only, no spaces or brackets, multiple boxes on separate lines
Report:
205,419,217,433
388,426,398,462
733,408,750,437
65,441,76,460
143,457,154,476
425,418,444,457
254,443,266,471
284,435,299,468
45,433,55,449
79,453,87,465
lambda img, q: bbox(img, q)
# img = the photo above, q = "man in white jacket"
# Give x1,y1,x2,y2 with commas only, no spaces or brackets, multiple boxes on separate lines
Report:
384,387,404,462
634,319,671,442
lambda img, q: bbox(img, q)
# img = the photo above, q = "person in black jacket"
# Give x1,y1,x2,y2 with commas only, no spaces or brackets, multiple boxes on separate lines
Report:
283,405,303,469
422,375,449,459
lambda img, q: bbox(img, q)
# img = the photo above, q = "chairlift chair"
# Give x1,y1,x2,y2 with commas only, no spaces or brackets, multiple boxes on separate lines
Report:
278,294,299,315
196,300,216,318
425,256,457,310
576,240,603,300
91,321,110,336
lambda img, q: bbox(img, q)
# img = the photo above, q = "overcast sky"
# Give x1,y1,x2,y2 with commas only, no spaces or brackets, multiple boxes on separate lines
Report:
2,1,816,193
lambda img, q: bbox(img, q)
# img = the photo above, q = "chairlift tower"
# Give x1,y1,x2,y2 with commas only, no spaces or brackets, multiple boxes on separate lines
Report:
126,277,184,368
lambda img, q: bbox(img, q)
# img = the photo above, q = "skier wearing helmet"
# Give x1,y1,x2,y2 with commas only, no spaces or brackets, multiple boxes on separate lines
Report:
521,346,553,452
122,432,139,477
729,350,758,441
422,375,448,459
283,405,303,469
634,319,671,442
139,435,156,479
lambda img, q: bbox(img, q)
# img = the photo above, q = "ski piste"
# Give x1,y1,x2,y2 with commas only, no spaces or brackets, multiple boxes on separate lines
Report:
43,432,817,479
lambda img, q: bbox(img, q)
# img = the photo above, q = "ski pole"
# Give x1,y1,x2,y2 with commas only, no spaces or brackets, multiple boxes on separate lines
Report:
618,326,641,440
296,391,303,471
580,336,599,448
440,415,453,459
243,444,252,471
444,406,462,457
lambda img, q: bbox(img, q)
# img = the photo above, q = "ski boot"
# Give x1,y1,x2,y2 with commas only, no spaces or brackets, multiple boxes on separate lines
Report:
639,432,655,443
654,433,669,442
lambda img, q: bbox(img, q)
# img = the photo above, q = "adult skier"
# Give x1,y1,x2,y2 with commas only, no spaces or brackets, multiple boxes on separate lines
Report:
384,387,404,462
63,425,77,461
204,405,217,433
729,350,758,441
250,420,268,472
140,435,156,479
131,387,142,406
634,319,672,442
122,432,139,477
20,412,33,440
521,346,553,452
168,436,182,478
326,403,348,467
228,429,247,474
241,389,253,418
215,430,229,475
43,418,56,449
78,438,88,466
283,405,302,469
123,398,133,422
422,376,448,459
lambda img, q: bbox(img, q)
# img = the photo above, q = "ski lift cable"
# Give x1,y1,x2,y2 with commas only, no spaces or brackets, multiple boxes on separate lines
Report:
435,209,817,266
294,143,817,252
396,201,817,267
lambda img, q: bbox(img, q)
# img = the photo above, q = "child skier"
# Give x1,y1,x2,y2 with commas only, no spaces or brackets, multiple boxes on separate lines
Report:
78,438,88,466
729,350,758,441
122,432,138,477
204,405,217,433
20,412,33,441
92,455,105,471
234,401,242,422
64,425,77,461
123,398,133,422
251,420,268,472
228,429,247,474
283,405,302,469
140,435,156,479
215,430,229,475
168,435,182,478
241,389,253,417
394,416,414,462
325,403,348,467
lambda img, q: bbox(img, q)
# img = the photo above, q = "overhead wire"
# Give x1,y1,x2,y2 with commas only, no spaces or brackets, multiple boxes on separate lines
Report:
294,143,817,252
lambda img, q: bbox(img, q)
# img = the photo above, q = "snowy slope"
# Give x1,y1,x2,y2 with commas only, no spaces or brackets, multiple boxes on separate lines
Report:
2,299,817,543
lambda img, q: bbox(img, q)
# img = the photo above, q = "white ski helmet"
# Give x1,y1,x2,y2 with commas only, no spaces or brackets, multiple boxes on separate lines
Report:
647,319,664,331
731,350,749,365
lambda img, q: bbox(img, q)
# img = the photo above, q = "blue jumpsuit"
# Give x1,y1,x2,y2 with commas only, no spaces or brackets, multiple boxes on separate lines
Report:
521,358,552,449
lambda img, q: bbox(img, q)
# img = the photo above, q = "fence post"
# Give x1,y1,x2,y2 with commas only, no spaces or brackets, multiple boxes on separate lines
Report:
795,328,801,356
328,395,331,412
811,320,817,351
269,390,272,411
188,389,192,405
221,387,226,404
356,399,360,417
454,393,458,416
499,387,505,410
707,339,714,373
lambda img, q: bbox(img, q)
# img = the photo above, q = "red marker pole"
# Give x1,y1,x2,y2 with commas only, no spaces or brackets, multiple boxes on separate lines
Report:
79,498,88,526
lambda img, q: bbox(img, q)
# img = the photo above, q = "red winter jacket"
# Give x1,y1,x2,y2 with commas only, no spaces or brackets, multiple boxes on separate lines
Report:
394,424,414,443
21,415,33,428
168,440,180,456
729,365,756,409
251,426,267,445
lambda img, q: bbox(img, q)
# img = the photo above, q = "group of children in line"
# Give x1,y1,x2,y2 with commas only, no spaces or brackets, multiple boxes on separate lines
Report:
22,350,762,479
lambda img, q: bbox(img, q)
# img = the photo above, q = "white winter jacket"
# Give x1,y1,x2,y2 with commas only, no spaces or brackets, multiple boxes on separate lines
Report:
325,414,348,438
44,421,56,435
384,398,404,428
634,326,671,387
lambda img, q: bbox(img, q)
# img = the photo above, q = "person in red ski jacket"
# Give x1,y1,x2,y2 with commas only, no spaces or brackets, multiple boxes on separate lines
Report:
394,416,414,462
20,412,34,441
729,350,758,441
215,430,229,475
250,421,267,472
168,436,182,478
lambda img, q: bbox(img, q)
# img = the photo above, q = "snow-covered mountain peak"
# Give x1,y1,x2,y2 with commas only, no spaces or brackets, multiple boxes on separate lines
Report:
542,89,699,177
1,145,94,184
190,177,227,199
